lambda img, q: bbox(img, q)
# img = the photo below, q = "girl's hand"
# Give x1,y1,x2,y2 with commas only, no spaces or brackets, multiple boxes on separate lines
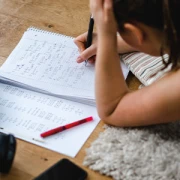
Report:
90,0,117,36
74,32,97,63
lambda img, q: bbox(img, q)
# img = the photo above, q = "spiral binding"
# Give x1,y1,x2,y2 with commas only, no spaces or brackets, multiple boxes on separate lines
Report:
27,26,74,40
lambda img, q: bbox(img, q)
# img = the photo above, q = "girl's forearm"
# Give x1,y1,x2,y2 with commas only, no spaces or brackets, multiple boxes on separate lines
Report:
95,34,129,118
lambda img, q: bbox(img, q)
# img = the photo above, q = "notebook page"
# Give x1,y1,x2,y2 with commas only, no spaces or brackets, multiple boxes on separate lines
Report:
0,28,95,99
0,27,129,99
0,82,100,157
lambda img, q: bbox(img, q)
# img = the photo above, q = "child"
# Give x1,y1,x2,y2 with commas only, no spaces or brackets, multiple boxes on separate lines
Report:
74,0,180,127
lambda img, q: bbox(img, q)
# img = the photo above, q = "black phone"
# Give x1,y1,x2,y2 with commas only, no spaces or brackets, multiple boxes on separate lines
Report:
34,158,88,180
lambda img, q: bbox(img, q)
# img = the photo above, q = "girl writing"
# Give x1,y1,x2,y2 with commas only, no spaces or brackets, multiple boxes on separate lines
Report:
74,0,180,127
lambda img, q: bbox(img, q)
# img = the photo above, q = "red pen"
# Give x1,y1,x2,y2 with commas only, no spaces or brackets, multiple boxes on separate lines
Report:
40,116,93,138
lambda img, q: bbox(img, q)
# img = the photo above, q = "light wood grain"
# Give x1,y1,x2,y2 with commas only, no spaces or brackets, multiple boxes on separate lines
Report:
0,0,141,179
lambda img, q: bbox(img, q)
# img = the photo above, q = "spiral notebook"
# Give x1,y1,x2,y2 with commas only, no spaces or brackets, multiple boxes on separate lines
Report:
0,27,129,157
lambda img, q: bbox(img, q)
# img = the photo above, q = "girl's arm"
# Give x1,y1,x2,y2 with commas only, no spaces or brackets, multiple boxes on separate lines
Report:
91,0,180,127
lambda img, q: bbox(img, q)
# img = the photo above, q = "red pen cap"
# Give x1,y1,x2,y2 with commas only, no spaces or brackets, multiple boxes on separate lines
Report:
86,116,93,121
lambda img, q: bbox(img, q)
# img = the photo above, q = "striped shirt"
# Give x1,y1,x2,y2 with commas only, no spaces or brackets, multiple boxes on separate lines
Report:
122,52,172,86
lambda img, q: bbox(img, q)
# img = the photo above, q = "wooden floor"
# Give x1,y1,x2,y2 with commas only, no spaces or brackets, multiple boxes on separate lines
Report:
0,0,141,179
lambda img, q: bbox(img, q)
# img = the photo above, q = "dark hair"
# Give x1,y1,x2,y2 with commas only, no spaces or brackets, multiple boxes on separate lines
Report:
113,0,180,70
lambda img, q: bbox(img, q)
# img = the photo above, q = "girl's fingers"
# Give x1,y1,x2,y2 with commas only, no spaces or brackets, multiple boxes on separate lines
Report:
90,0,102,8
89,56,96,64
90,0,113,13
90,0,103,13
74,32,88,53
104,0,114,18
76,45,97,63
104,0,113,10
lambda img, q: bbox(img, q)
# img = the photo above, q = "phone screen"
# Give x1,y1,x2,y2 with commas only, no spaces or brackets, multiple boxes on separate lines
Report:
34,158,87,180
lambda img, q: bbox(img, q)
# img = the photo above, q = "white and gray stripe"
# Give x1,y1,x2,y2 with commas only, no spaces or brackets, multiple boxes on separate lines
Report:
122,52,171,86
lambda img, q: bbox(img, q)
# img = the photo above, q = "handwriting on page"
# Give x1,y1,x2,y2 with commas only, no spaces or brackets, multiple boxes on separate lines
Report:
0,84,89,141
0,28,101,157
8,39,94,91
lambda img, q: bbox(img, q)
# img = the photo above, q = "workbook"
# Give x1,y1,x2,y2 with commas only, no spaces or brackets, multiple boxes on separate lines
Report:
0,27,129,157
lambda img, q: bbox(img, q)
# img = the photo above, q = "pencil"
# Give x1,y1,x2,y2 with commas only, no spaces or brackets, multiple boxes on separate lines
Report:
85,15,94,65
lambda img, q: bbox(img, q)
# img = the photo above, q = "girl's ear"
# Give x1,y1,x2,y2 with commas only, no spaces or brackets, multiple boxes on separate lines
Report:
122,23,144,48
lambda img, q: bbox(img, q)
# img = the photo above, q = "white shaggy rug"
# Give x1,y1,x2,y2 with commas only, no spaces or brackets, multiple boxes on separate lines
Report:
83,122,180,180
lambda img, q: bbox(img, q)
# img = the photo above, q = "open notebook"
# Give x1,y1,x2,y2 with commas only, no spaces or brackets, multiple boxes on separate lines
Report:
0,27,129,157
